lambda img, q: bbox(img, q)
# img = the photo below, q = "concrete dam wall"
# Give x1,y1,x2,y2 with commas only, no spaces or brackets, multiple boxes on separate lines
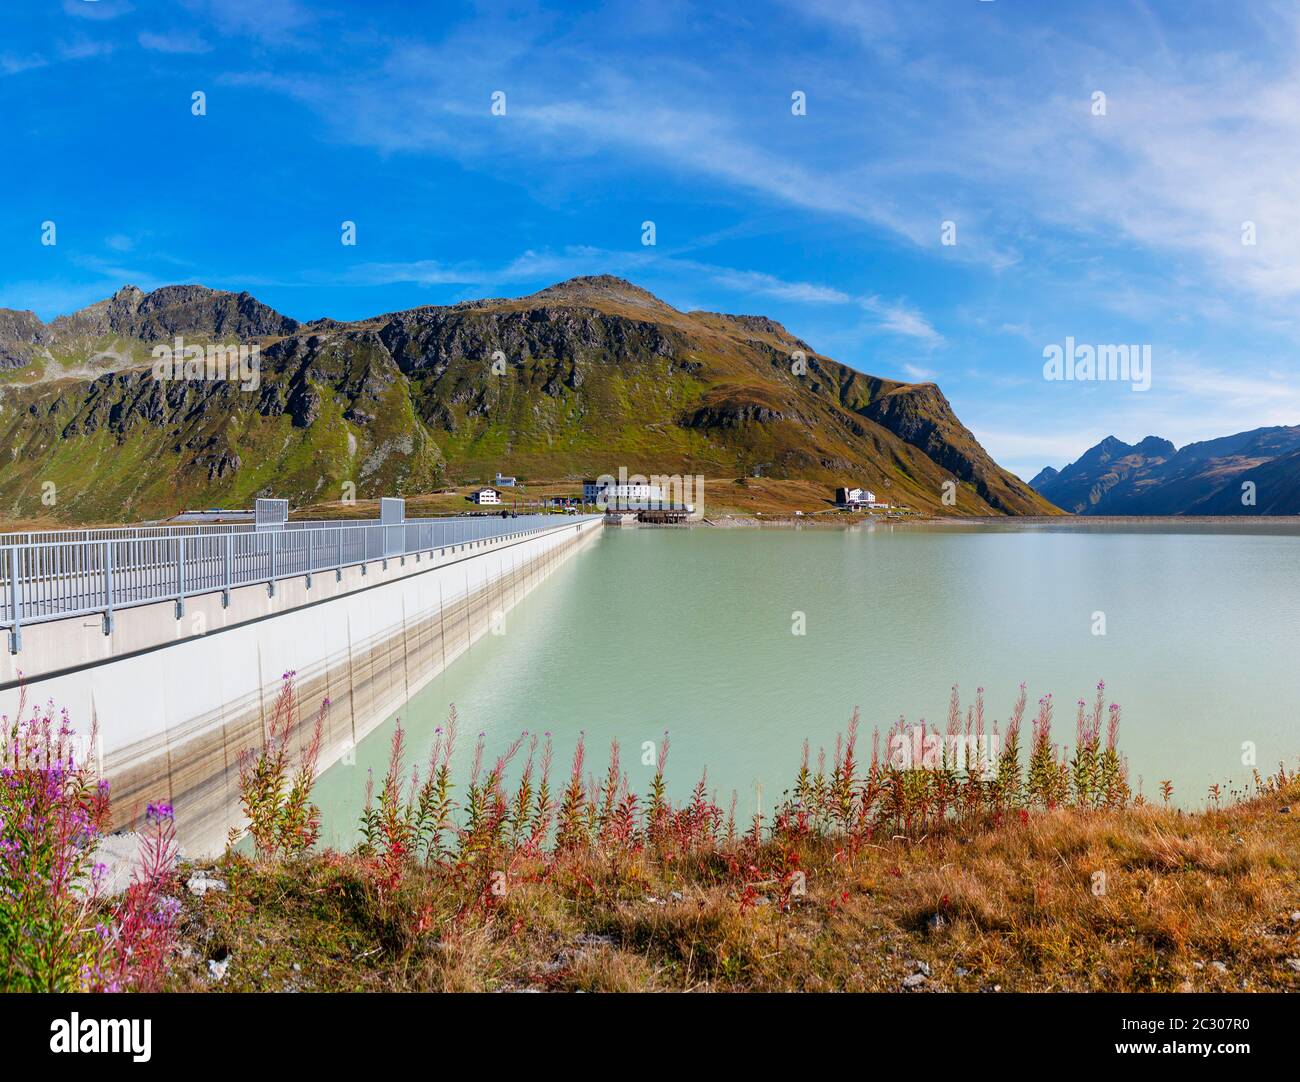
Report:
0,517,602,855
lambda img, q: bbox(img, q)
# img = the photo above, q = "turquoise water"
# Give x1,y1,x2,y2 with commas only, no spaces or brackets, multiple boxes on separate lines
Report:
311,523,1300,846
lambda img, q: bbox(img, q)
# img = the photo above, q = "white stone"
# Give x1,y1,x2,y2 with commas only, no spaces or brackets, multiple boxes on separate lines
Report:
186,874,227,896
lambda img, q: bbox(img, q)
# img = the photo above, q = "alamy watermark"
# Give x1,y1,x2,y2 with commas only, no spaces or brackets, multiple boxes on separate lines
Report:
1042,337,1151,392
49,1013,151,1062
888,724,1003,779
151,336,260,391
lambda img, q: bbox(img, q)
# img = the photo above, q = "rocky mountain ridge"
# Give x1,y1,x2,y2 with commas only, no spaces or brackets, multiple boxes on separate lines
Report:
0,276,1059,522
1031,428,1300,514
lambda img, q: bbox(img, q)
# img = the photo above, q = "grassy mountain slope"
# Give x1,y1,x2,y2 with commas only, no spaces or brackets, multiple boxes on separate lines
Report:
0,276,1059,523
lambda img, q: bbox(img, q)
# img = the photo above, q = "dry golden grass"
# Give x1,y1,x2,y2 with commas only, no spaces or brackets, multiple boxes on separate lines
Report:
163,779,1300,993
695,476,872,517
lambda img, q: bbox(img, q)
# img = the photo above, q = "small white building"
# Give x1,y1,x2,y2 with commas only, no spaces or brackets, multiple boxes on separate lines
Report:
469,488,501,505
495,473,517,487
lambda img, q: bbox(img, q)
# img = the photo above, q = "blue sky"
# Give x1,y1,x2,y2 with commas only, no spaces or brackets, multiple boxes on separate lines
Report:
3,0,1299,478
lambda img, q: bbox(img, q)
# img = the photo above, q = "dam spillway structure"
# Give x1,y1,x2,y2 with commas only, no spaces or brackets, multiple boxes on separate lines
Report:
0,499,603,855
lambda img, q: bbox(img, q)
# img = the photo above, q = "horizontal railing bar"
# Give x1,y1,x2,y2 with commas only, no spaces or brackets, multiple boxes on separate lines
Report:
0,512,567,547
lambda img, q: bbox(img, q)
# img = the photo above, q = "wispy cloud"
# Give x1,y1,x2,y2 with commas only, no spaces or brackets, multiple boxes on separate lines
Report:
861,296,942,343
182,0,314,41
1,53,48,76
704,269,850,305
62,0,134,20
59,37,115,60
138,30,211,54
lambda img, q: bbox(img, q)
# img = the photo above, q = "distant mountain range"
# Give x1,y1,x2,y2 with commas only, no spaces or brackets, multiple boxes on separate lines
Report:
0,276,1057,523
1030,428,1300,514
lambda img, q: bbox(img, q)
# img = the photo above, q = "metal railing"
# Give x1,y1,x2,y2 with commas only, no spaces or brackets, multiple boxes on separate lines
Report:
0,522,256,548
0,513,598,652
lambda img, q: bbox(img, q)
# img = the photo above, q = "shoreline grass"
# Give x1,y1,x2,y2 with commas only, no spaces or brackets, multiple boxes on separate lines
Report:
164,782,1300,992
3,678,1297,992
163,679,1299,993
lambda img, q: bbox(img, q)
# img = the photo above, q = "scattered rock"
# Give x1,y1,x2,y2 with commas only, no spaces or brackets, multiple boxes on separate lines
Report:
670,891,684,903
208,957,229,981
574,933,614,949
910,960,932,977
1289,911,1300,924
88,831,172,897
541,953,569,974
186,874,227,896
1210,960,1228,974
926,912,948,933
955,966,970,978
1284,958,1300,972
902,973,927,990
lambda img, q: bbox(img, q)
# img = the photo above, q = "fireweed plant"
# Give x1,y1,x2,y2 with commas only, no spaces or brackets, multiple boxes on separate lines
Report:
289,679,1269,916
11,677,1293,990
227,677,1293,924
0,690,179,992
230,671,326,861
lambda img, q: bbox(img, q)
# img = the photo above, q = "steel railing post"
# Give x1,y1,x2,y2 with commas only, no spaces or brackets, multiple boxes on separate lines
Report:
223,533,232,607
103,541,114,635
8,547,21,654
306,529,313,589
175,536,185,619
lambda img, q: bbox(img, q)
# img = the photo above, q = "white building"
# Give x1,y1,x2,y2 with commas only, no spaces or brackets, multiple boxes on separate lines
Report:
469,488,501,505
836,486,876,508
583,478,666,508
495,473,517,487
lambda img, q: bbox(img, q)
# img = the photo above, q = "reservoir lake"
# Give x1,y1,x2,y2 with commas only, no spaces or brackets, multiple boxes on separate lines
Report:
312,522,1300,846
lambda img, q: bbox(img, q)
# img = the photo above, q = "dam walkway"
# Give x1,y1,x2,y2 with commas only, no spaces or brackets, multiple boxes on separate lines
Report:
0,505,604,852
0,511,588,654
